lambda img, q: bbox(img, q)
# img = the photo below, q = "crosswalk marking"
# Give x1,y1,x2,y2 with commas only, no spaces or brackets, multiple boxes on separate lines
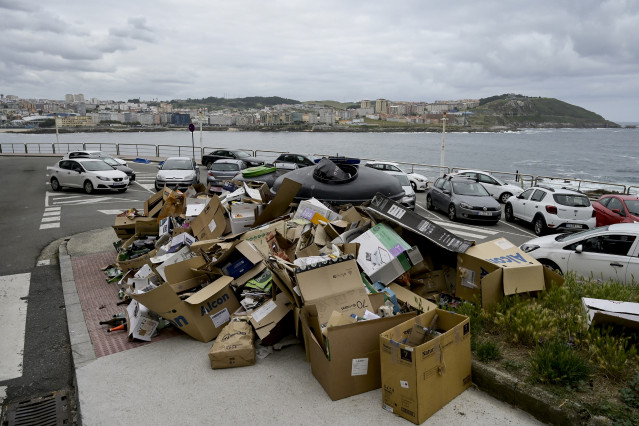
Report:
430,220,499,235
98,210,129,215
427,220,497,240
39,222,60,230
42,210,61,217
41,216,60,223
0,273,30,382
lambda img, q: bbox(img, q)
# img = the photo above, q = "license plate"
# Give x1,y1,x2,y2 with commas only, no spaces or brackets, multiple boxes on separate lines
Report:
566,224,582,228
478,212,492,216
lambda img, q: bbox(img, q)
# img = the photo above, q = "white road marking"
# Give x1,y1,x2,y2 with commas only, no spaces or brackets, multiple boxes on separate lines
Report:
44,206,61,212
36,259,51,266
98,210,128,215
0,273,30,382
41,216,60,223
39,223,60,230
42,211,60,217
429,220,499,235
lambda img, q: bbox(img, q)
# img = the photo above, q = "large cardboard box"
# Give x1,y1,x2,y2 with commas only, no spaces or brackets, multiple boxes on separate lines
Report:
130,276,240,342
301,307,416,401
380,309,472,424
116,233,158,271
455,238,563,308
353,223,423,285
229,203,258,235
189,195,227,241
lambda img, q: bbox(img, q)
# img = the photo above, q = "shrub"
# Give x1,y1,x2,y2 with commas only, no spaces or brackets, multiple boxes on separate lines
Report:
529,339,590,386
620,373,639,408
494,300,558,346
475,340,501,362
588,327,639,381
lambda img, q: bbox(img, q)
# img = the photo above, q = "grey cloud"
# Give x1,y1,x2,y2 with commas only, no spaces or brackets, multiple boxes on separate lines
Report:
109,17,155,43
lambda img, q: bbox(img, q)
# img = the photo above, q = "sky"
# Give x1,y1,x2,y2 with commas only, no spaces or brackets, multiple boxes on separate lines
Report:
1,0,638,122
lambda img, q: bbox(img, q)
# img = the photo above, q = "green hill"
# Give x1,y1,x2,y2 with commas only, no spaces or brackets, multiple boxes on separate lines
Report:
468,94,618,128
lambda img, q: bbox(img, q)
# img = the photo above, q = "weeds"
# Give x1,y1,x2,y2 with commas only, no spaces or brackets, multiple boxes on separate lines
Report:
475,340,501,362
529,339,591,386
620,373,639,408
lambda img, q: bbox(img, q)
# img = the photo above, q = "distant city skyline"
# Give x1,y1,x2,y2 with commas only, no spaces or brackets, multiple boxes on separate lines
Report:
2,1,638,122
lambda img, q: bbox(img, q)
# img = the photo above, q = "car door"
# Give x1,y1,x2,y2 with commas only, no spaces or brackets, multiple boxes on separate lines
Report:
626,241,639,284
602,197,627,225
66,160,85,188
434,179,452,211
477,173,501,199
56,160,74,186
512,188,535,221
566,233,636,283
524,189,548,222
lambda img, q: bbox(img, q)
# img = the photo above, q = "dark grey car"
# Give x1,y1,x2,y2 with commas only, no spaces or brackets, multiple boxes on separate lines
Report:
426,176,502,224
207,159,248,193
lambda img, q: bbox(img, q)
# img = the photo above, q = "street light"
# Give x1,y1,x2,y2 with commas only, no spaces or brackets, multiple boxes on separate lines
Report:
439,111,447,177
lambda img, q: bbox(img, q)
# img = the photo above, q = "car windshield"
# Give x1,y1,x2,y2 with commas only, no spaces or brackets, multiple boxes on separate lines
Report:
212,163,239,171
626,200,639,215
391,174,410,186
452,181,490,196
556,225,610,242
82,161,114,171
102,157,119,166
553,194,591,207
234,151,251,158
163,159,193,170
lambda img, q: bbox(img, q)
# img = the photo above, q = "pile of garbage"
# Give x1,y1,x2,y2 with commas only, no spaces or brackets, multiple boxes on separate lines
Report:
106,176,562,424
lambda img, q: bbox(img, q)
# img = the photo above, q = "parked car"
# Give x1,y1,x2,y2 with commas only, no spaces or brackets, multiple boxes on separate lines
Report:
520,223,639,284
155,157,200,191
364,161,429,191
504,186,596,236
386,171,416,210
451,169,523,203
592,194,639,226
101,157,136,181
201,149,267,168
207,159,248,193
47,158,129,194
62,150,127,166
274,153,316,168
426,176,501,224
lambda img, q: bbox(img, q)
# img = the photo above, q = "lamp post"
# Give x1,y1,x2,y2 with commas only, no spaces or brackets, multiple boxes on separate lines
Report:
188,123,195,160
439,111,447,177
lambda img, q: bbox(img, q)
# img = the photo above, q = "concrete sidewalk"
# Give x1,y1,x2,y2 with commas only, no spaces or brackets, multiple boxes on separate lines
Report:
58,228,543,426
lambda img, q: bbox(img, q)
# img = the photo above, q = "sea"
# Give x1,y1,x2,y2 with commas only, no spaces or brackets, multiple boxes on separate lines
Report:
2,127,638,192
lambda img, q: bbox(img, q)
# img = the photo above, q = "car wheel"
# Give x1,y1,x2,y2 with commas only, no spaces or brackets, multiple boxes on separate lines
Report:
426,194,434,211
50,177,61,191
448,204,457,221
84,180,94,194
504,204,515,222
533,215,547,236
499,192,512,204
539,260,563,275
410,181,417,191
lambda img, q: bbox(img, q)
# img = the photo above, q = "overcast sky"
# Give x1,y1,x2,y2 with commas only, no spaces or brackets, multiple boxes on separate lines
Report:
2,0,638,122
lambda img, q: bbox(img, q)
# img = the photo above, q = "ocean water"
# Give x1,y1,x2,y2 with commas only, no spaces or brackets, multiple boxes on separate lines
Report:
2,127,638,190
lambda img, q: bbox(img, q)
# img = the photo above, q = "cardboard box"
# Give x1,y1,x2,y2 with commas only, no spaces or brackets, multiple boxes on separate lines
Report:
207,240,264,279
582,297,639,330
208,320,255,369
116,233,159,271
296,258,372,329
301,307,417,400
253,178,301,227
113,216,158,240
387,283,437,314
455,238,563,308
125,299,159,342
189,195,227,241
130,276,240,342
249,292,294,346
293,197,342,224
380,309,472,424
229,203,257,235
243,182,270,203
144,190,164,218
240,220,288,257
353,223,423,285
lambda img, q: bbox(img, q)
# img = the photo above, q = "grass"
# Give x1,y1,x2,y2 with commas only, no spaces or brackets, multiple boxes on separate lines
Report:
441,273,639,423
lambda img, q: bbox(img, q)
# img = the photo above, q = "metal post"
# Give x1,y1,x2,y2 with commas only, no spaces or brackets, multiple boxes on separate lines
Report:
439,111,447,177
199,110,203,159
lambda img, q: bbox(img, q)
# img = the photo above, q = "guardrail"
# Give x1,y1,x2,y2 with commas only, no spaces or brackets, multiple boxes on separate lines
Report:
1,141,633,195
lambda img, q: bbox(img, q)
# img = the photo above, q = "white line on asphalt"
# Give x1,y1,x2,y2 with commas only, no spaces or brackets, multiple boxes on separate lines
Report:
429,220,499,235
0,273,30,382
441,229,489,240
53,197,116,205
41,216,60,223
44,206,61,212
36,259,51,266
39,223,60,230
98,210,128,215
501,220,536,237
42,211,61,217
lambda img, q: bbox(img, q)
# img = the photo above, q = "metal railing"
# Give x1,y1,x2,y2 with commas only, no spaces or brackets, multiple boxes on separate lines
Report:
1,141,634,195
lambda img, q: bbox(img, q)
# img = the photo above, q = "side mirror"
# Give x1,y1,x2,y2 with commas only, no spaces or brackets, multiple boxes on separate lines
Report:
575,244,583,254
443,190,450,195
517,194,525,199
612,208,625,216
157,165,161,169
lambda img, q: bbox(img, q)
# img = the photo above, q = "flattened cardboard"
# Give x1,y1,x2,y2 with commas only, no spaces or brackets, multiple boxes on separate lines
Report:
387,283,437,313
163,256,207,284
366,193,473,253
582,297,639,330
380,309,472,424
240,220,288,257
253,178,301,227
144,190,164,217
131,276,240,342
301,308,416,401
455,237,562,308
189,195,226,241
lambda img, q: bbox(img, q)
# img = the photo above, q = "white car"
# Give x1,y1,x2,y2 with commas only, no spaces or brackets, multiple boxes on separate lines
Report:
386,171,416,209
62,150,127,166
364,161,429,191
155,157,200,191
452,170,523,203
520,223,639,284
505,186,596,236
47,158,129,194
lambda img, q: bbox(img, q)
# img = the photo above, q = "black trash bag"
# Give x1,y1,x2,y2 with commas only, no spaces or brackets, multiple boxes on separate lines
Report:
314,158,350,181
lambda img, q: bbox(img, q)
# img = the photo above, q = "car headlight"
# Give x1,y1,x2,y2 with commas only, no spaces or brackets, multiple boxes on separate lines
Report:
187,173,196,180
460,202,472,209
97,176,110,181
520,243,540,253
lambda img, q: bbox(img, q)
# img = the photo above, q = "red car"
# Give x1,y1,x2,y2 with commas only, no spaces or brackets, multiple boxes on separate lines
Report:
592,194,639,226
